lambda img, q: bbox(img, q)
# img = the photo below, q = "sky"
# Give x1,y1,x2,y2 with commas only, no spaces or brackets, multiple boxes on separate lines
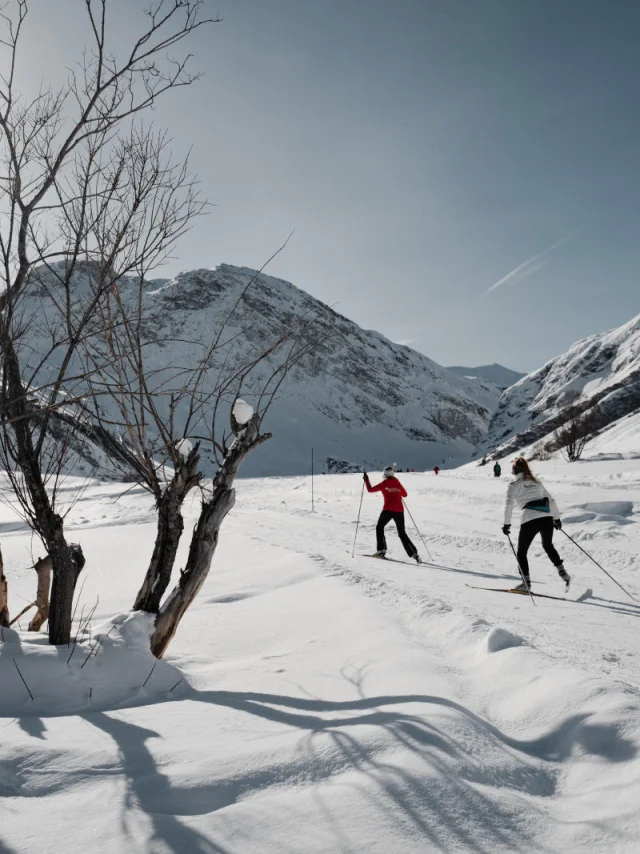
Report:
16,0,640,372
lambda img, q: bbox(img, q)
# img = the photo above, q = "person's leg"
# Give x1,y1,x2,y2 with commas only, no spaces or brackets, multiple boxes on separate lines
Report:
516,520,540,582
376,511,393,553
393,512,418,557
539,518,564,567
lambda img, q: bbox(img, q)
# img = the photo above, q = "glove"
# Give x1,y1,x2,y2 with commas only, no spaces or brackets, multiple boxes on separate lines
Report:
502,524,511,536
363,472,369,482
554,519,562,530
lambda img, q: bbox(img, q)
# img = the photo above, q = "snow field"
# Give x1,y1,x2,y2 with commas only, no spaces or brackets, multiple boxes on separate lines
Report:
0,456,639,852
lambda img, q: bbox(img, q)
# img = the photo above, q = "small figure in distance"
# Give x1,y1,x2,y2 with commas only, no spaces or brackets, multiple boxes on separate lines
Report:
493,461,501,478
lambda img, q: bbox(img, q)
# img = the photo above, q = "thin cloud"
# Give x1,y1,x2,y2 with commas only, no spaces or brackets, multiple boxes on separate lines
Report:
484,232,576,295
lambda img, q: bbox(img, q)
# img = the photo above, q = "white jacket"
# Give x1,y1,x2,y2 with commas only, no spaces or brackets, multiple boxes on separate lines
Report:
503,473,560,526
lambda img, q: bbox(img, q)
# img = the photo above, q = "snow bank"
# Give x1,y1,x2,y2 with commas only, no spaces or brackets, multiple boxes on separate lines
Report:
0,612,182,717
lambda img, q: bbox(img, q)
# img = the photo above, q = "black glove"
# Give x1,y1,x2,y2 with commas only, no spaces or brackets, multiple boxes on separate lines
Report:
502,524,511,536
554,518,562,530
363,472,369,482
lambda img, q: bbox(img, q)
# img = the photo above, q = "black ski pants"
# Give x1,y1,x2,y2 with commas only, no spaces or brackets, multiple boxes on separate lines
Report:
376,510,417,557
516,517,562,580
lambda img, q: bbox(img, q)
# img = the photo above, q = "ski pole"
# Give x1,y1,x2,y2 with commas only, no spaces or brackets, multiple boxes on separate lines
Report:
351,479,365,557
560,529,638,602
402,500,434,563
505,533,536,607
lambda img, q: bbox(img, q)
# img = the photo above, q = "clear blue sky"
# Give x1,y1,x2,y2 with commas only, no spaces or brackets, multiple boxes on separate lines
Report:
24,1,640,371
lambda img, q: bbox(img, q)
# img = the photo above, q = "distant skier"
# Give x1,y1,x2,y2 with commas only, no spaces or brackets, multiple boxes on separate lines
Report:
493,461,501,478
502,457,570,592
433,466,440,475
363,467,421,563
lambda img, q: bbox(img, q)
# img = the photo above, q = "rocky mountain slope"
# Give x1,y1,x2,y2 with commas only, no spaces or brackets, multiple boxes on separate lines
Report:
446,363,524,389
22,264,502,477
478,313,640,459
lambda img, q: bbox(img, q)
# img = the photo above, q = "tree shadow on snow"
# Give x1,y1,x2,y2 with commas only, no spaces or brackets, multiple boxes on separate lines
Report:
186,687,637,853
17,717,47,739
83,713,231,854
79,688,637,854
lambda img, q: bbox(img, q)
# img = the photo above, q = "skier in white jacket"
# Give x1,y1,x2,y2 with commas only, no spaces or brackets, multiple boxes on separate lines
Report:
502,457,571,592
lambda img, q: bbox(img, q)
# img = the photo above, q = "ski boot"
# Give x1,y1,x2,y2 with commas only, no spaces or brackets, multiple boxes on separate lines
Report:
372,551,387,559
557,564,571,592
511,578,531,593
412,553,422,564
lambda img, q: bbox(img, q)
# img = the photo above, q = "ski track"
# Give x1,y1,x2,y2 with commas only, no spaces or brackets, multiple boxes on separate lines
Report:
1,459,639,852
237,476,640,694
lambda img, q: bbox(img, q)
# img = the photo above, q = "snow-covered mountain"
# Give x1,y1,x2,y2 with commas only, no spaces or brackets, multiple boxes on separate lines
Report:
446,363,525,389
479,313,640,459
23,264,502,477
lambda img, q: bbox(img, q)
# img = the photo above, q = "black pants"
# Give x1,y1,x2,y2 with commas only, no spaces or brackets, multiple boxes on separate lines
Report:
516,517,562,579
376,511,417,557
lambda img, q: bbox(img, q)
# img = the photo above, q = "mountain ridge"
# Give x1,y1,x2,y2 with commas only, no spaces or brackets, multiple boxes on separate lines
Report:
478,313,640,459
22,263,503,477
446,363,525,389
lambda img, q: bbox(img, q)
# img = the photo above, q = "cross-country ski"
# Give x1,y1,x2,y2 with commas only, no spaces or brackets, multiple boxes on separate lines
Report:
465,583,590,604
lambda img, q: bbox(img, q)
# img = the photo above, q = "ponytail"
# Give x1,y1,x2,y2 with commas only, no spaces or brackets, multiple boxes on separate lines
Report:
513,457,537,482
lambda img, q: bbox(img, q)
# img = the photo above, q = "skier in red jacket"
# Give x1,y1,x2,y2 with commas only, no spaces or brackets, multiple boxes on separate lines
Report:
364,466,421,563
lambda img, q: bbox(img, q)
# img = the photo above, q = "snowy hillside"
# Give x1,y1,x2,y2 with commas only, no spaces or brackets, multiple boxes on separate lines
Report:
23,264,501,477
587,409,640,459
1,456,640,852
446,362,524,389
479,313,640,459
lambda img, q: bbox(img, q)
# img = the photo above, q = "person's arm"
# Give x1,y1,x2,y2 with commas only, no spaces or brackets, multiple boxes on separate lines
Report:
397,481,408,498
366,480,384,493
503,481,516,525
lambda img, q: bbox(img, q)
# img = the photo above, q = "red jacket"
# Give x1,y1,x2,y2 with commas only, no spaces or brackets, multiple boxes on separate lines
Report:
365,476,407,513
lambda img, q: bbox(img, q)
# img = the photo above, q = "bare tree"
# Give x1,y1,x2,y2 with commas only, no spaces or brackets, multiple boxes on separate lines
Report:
150,408,268,657
0,1,215,644
553,405,598,462
149,332,313,657
77,254,316,655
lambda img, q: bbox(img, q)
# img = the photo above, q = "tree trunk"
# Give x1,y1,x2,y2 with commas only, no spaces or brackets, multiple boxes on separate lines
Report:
47,536,86,645
149,416,269,658
133,445,201,613
0,337,83,644
150,487,235,658
0,547,9,628
28,555,52,631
